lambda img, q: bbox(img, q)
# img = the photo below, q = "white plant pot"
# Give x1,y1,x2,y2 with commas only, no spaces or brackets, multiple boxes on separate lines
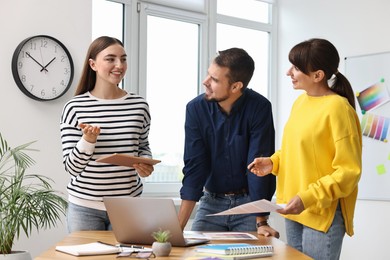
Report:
152,242,172,256
0,251,32,260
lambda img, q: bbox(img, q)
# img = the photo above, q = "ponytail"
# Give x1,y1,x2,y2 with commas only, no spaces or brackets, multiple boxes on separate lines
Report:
331,72,356,110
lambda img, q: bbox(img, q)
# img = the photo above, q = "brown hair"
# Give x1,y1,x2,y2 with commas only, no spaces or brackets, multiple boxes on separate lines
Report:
74,36,124,95
288,38,355,109
214,47,255,89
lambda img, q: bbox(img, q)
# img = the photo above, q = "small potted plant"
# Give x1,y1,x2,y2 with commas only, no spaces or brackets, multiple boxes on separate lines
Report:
0,133,67,259
151,228,172,256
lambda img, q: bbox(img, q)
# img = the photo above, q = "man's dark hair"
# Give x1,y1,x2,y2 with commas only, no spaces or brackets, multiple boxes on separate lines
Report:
214,47,255,89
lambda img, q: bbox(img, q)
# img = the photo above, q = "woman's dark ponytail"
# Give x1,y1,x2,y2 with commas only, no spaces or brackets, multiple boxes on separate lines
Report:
331,72,356,110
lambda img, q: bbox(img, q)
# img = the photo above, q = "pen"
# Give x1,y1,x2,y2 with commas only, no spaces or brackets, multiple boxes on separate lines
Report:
97,241,144,249
117,244,144,249
97,241,117,247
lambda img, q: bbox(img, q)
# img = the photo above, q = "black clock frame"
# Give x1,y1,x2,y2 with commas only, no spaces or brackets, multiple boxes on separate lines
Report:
11,35,74,101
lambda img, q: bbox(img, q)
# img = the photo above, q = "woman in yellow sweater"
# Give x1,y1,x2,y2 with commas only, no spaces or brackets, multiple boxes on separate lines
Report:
248,38,362,260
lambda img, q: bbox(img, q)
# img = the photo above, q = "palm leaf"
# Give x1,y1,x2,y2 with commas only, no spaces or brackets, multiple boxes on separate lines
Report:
0,133,67,254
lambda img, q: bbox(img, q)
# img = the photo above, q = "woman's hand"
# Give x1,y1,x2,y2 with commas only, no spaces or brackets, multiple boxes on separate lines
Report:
133,163,154,178
247,157,273,176
79,123,100,143
277,195,305,215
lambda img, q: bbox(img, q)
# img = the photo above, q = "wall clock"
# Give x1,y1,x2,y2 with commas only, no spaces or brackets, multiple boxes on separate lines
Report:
11,35,74,101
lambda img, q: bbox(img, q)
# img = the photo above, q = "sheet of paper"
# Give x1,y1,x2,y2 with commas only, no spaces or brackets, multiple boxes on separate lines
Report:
184,231,209,240
208,199,284,216
201,232,258,240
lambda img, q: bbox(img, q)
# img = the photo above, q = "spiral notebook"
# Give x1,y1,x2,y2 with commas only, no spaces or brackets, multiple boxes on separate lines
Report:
195,243,273,257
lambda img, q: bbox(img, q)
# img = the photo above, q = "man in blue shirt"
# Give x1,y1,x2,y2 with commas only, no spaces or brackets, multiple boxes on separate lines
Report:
178,48,279,237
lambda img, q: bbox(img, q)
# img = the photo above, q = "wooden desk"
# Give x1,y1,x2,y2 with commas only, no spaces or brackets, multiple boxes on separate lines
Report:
35,231,312,259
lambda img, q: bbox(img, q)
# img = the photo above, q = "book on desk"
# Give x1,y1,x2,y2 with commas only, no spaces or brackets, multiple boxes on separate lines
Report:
55,242,120,256
192,243,273,259
55,241,152,256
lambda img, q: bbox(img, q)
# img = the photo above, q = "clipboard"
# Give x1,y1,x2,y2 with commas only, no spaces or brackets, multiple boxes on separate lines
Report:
96,153,161,167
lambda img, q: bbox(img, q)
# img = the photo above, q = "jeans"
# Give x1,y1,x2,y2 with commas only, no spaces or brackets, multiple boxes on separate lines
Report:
285,204,345,260
67,202,112,233
191,191,257,231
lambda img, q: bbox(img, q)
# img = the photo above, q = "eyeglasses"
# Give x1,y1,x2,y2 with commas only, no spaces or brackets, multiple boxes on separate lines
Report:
117,251,156,259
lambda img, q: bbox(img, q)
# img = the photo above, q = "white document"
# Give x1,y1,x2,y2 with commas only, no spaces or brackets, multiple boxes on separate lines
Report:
55,242,120,256
55,242,151,256
208,199,284,216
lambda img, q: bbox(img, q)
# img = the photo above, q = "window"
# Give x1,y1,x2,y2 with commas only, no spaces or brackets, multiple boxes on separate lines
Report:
215,0,274,97
217,0,269,23
143,14,201,183
92,0,124,89
216,24,269,97
92,0,123,41
92,0,276,196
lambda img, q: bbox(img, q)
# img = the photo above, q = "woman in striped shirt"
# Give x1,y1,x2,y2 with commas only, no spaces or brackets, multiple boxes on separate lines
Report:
60,36,154,232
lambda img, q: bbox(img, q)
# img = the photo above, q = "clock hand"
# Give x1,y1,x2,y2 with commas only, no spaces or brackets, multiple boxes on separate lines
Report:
40,57,56,72
25,52,48,72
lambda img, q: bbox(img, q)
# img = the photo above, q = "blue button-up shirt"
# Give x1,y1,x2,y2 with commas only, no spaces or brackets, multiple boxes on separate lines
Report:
180,88,276,203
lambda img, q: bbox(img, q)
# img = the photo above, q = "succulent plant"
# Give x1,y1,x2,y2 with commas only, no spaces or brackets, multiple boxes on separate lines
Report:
151,228,171,243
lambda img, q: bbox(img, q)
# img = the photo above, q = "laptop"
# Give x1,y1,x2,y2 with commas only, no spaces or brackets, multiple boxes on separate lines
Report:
103,197,209,247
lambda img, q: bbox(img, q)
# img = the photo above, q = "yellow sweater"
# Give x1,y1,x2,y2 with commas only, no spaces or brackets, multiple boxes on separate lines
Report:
271,93,362,236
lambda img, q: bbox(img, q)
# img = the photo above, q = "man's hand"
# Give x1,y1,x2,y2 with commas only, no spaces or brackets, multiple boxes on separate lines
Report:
256,216,280,238
257,224,280,238
178,200,196,230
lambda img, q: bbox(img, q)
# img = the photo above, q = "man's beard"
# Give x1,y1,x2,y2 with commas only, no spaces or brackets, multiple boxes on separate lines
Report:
204,93,229,103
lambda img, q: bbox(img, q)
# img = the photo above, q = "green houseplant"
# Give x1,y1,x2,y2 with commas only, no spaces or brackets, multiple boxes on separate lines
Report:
151,228,172,256
0,133,67,256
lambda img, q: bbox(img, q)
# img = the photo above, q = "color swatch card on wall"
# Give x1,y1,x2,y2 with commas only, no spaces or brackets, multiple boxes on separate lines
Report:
356,80,390,113
361,113,390,143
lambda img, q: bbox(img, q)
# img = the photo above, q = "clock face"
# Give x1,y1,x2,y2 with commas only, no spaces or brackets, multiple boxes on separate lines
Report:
11,35,74,101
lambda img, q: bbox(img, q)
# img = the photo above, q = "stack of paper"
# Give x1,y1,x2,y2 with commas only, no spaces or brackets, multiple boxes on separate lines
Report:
55,241,152,256
55,242,120,256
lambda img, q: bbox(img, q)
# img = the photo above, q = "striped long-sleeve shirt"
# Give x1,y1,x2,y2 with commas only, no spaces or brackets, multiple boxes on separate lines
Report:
60,92,152,210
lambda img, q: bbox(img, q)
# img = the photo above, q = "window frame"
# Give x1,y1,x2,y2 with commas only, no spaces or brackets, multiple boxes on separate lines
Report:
138,2,208,97
95,0,278,197
209,0,278,106
130,2,208,197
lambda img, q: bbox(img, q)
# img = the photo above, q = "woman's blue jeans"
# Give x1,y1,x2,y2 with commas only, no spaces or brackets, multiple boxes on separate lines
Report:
67,202,112,232
285,204,345,260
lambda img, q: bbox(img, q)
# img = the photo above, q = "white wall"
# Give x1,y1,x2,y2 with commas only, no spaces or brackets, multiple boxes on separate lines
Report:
0,0,91,257
277,1,390,259
1,0,390,259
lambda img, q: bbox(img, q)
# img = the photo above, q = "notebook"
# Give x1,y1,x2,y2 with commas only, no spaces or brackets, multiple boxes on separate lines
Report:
195,243,273,258
55,242,120,256
103,197,210,247
55,241,153,256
